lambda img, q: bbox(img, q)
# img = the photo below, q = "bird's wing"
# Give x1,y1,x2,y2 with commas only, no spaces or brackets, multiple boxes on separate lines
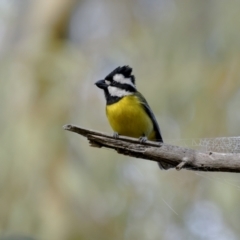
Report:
136,92,173,170
135,91,163,142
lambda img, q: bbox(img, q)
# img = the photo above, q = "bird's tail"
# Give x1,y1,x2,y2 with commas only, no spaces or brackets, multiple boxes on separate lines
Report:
155,131,173,170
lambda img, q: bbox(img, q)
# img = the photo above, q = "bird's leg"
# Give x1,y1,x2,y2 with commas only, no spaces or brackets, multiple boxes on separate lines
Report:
113,132,119,139
139,135,148,143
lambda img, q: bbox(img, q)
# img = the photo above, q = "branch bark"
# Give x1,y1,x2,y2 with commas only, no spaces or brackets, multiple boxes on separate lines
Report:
63,124,240,173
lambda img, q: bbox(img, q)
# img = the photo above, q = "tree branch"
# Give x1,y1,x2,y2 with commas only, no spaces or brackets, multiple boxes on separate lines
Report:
63,124,240,173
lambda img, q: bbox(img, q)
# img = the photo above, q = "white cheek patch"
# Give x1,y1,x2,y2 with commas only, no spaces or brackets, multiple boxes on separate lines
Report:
108,86,133,97
105,80,111,85
113,74,135,89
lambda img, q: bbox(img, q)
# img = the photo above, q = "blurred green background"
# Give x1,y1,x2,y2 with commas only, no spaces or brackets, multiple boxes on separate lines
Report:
0,0,240,239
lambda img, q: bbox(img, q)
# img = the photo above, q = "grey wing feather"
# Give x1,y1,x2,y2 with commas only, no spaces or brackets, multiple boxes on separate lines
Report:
135,92,163,142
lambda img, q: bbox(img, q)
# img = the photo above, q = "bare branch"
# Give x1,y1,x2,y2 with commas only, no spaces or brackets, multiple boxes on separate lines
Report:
63,124,240,173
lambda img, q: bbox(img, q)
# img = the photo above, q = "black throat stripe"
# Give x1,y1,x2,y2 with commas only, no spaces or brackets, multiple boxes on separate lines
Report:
104,83,136,105
105,92,123,105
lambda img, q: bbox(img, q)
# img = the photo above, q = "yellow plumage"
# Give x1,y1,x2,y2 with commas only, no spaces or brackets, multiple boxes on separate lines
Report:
106,95,156,140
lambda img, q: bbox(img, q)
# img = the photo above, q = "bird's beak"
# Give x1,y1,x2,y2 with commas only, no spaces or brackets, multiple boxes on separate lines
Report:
95,79,107,89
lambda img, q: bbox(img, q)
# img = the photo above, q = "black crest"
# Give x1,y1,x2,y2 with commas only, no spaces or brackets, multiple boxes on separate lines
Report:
105,66,135,84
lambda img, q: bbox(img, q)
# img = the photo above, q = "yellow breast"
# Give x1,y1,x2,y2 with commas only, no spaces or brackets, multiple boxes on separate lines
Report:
106,95,154,139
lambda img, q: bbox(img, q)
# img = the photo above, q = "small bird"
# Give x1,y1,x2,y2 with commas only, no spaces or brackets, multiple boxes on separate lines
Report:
95,66,171,170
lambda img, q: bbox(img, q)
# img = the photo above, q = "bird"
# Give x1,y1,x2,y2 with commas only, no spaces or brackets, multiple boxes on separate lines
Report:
95,65,171,170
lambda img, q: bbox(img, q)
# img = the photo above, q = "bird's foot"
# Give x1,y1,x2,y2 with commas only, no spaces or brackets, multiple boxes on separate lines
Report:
139,136,148,143
113,132,119,139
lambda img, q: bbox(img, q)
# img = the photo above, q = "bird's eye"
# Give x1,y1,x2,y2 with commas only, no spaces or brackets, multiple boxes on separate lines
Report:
111,81,117,86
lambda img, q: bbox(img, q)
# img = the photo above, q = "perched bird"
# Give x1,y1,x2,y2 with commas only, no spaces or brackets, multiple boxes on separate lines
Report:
95,66,171,169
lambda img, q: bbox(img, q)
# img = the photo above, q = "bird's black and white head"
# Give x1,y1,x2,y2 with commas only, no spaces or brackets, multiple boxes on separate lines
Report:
95,66,136,104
